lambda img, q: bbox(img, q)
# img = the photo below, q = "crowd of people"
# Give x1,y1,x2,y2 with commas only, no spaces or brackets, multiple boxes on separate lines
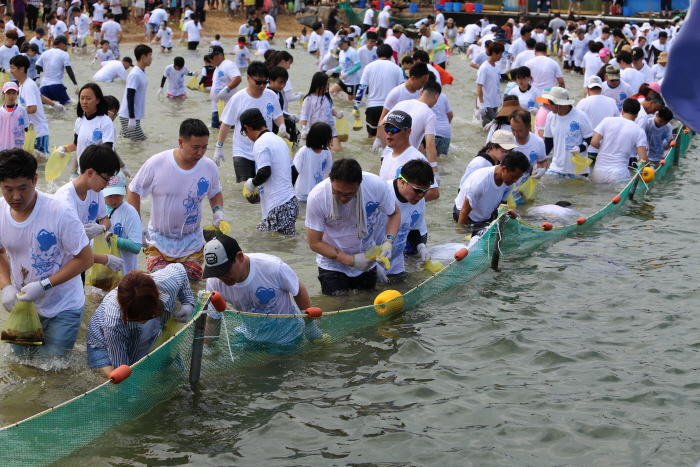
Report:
0,2,683,376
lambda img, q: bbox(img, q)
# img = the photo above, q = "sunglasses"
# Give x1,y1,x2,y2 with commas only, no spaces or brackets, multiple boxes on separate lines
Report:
249,77,269,86
383,125,402,134
399,174,430,194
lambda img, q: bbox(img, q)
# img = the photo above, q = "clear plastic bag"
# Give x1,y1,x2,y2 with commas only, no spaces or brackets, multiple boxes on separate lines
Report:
86,234,123,292
1,300,44,346
45,146,70,181
336,116,349,142
24,125,36,153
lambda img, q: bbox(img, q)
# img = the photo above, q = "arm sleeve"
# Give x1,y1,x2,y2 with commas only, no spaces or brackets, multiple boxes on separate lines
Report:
545,137,554,155
65,66,78,85
126,88,136,119
252,165,272,186
291,165,298,186
160,76,167,88
116,236,142,254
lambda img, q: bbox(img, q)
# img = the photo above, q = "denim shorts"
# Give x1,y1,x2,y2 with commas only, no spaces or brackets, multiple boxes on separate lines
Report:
12,306,84,357
87,344,112,369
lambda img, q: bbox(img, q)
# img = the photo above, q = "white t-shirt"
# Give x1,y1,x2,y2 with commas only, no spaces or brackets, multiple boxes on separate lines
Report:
464,24,480,44
109,0,121,15
94,60,127,82
592,116,647,180
476,61,501,108
118,66,148,120
256,40,270,56
571,37,587,66
433,93,452,139
94,49,114,63
638,62,654,83
0,192,87,318
313,30,334,57
339,46,362,86
156,27,173,48
74,114,115,162
293,146,332,202
458,153,495,188
360,59,404,109
148,8,168,26
582,52,604,81
515,132,547,166
363,8,374,26
601,81,633,112
544,107,595,175
507,84,542,110
509,37,527,58
300,94,336,136
184,20,202,42
108,201,142,274
49,20,68,38
210,59,241,111
264,14,276,33
220,89,283,160
206,253,303,344
380,145,429,181
357,45,378,69
458,166,512,223
35,48,71,87
434,13,445,33
163,64,189,96
652,63,666,82
233,46,251,69
576,94,620,135
93,3,105,22
54,181,108,225
420,31,446,64
388,99,436,150
0,45,19,71
620,67,644,95
378,10,390,28
101,21,122,42
305,173,397,277
129,150,222,257
75,13,91,38
383,84,420,112
29,37,45,53
18,78,48,138
524,55,563,91
0,105,29,150
253,132,295,218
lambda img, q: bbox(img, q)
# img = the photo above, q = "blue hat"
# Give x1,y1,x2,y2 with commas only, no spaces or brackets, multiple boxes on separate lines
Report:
103,171,126,196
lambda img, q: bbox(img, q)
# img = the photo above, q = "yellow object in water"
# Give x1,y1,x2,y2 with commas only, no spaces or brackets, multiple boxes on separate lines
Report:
45,146,71,181
336,116,349,142
85,35,93,46
148,316,180,352
364,245,391,270
518,177,538,202
352,109,363,131
24,125,36,153
217,99,225,116
570,149,592,174
373,290,404,316
218,220,231,235
507,193,517,210
284,138,293,156
641,166,655,183
422,259,443,273
186,76,199,90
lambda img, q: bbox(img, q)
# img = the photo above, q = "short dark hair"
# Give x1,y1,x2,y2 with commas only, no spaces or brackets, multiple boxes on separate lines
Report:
400,159,434,187
174,56,185,67
413,50,430,63
329,158,363,185
100,39,109,45
0,148,38,182
510,109,532,127
247,61,269,79
134,44,152,61
77,83,108,118
657,107,673,122
79,144,121,176
525,37,536,48
122,56,133,65
105,12,114,19
646,92,665,108
622,98,641,115
306,122,333,150
659,31,668,38
376,43,393,59
488,42,505,55
520,25,533,35
502,151,531,174
4,29,18,40
408,62,429,79
401,55,414,65
269,66,288,82
9,54,30,74
617,50,632,64
104,94,119,111
534,42,548,53
366,31,378,41
179,118,210,140
312,21,323,31
422,80,442,96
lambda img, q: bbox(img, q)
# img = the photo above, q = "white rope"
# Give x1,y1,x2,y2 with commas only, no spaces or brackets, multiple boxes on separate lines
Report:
221,313,235,364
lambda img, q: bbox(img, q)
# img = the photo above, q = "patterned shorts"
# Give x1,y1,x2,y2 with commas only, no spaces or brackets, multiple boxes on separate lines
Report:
435,135,451,156
109,40,120,59
144,245,204,281
256,196,299,235
119,117,147,142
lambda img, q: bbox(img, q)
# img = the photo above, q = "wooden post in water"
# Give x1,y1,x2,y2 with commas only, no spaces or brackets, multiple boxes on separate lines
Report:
490,216,507,271
629,173,640,200
189,313,207,390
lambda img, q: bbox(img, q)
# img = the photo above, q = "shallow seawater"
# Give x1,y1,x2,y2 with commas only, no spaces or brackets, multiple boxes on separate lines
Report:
1,38,699,466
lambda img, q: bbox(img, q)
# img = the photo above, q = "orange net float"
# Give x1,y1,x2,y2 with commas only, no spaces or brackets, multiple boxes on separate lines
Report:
542,222,553,231
669,140,676,147
373,290,404,316
577,217,587,225
611,195,622,204
109,365,132,384
454,248,468,261
659,159,667,166
304,307,323,318
507,210,518,219
209,291,226,312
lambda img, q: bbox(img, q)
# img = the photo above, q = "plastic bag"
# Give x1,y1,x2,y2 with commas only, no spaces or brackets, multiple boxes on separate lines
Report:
336,116,349,142
186,76,199,90
421,259,443,273
518,177,538,202
202,221,231,242
44,146,70,181
570,149,592,174
148,316,179,352
85,35,93,46
86,234,123,292
217,99,225,117
364,245,391,270
507,193,517,210
1,300,44,346
242,183,260,204
24,125,36,153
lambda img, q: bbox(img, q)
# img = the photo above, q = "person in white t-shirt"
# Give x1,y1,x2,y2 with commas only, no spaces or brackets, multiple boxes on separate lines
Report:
476,42,504,127
263,10,276,38
238,108,298,235
118,44,152,141
203,235,321,345
180,17,203,50
509,111,547,204
93,57,132,82
128,119,225,281
208,44,242,129
214,61,285,182
418,24,447,69
328,35,362,102
102,172,141,275
158,56,197,99
590,98,648,184
305,158,400,296
72,10,92,48
154,22,174,52
601,64,633,113
100,14,123,59
231,37,251,69
377,6,391,39
363,4,376,31
576,76,620,161
93,40,115,67
36,35,79,106
357,30,378,70
432,10,445,34
293,122,333,202
507,65,542,111
0,148,93,357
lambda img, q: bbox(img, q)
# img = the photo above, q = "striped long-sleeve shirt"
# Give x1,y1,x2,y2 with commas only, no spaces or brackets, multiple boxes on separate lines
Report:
86,263,195,368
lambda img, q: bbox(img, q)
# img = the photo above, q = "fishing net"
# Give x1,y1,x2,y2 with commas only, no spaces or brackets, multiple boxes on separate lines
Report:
0,127,692,467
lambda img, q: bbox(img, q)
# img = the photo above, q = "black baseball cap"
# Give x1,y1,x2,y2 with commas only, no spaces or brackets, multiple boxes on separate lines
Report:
202,235,242,279
209,45,224,55
385,110,412,130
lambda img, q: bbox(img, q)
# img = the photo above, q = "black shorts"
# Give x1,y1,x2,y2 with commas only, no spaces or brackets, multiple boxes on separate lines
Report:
195,10,205,22
661,0,671,8
233,156,255,183
318,266,377,296
338,80,359,96
563,60,573,70
188,41,199,50
365,105,383,136
255,0,264,7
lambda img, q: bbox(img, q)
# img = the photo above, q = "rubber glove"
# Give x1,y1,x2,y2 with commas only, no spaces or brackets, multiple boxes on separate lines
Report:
352,253,375,271
289,114,300,123
193,71,199,76
157,87,164,97
213,210,226,229
121,165,132,178
378,241,392,260
315,57,320,65
213,147,224,166
295,92,305,100
217,86,230,100
105,255,123,272
57,146,69,157
477,102,486,114
2,285,19,312
174,303,194,323
335,110,344,119
417,243,430,265
91,58,96,67
372,138,383,155
375,264,388,283
142,226,151,245
278,122,288,139
84,223,106,240
17,282,45,302
325,68,335,76
339,72,350,81
531,167,546,179
244,178,257,194
53,103,66,114
128,118,137,131
433,170,441,186
300,126,308,140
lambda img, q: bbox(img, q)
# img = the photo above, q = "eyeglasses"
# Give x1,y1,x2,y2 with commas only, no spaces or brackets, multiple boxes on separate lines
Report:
249,77,269,86
240,127,248,136
383,125,402,135
97,172,114,184
332,189,358,199
399,174,430,194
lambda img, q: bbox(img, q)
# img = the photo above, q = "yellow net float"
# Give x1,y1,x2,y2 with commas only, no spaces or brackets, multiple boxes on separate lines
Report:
641,166,655,183
373,290,404,316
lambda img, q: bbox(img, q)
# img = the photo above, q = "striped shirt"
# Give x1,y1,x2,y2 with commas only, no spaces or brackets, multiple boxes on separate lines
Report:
86,263,195,367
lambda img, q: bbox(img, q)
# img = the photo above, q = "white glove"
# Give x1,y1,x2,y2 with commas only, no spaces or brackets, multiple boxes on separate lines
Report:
142,227,150,245
372,138,383,155
75,85,80,95
278,123,288,138
433,170,441,186
378,241,392,260
289,114,300,123
174,303,194,323
53,103,66,114
217,86,230,100
157,87,164,97
417,243,430,265
375,264,388,283
179,37,184,44
104,254,123,272
301,127,308,140
18,281,45,302
244,178,256,193
477,102,486,114
315,58,320,65
213,147,224,166
57,146,69,157
91,58,96,67
84,223,106,240
2,285,20,312
121,165,132,178
213,210,226,229
325,68,335,76
352,253,375,272
532,167,546,179
294,92,305,100
335,111,344,119
339,72,350,81
128,118,137,131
